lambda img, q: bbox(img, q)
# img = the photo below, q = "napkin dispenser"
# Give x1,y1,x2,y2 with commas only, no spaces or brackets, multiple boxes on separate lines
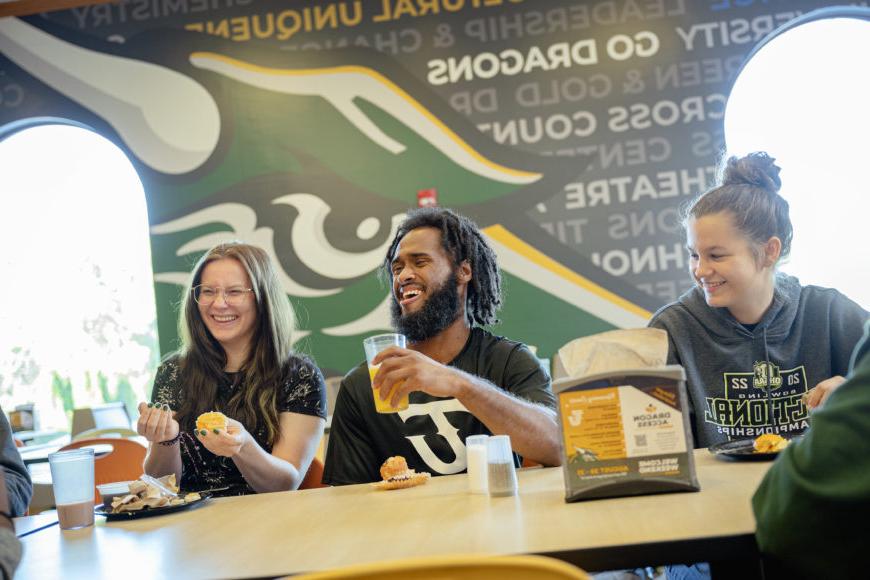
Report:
554,365,700,502
9,403,37,432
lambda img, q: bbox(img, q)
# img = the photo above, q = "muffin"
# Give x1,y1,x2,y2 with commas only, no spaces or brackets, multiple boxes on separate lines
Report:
196,411,228,432
374,456,430,490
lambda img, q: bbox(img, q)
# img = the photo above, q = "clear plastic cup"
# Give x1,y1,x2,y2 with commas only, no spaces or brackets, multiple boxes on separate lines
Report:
363,333,408,413
466,434,489,494
48,448,95,530
486,435,518,497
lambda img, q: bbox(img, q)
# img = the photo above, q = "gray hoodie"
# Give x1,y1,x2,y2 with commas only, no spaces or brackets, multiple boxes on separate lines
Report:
649,274,869,448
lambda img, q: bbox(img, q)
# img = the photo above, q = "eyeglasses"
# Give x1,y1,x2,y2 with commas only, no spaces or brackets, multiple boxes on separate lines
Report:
192,285,253,306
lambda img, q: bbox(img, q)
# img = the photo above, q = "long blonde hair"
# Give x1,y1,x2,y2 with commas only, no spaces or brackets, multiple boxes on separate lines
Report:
176,241,295,446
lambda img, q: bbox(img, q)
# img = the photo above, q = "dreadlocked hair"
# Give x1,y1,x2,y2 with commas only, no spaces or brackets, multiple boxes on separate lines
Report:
383,207,502,327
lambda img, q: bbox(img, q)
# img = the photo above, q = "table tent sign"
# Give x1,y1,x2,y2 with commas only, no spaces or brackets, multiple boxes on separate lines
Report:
553,329,699,502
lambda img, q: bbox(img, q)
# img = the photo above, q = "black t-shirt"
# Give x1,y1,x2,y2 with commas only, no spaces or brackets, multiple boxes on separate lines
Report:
151,354,326,495
322,328,555,485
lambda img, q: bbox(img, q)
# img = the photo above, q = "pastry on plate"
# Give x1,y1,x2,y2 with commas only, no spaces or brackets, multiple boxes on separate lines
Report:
373,456,431,490
753,433,789,453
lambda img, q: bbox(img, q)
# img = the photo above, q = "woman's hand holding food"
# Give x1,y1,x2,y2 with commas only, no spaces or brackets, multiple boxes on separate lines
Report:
195,416,250,458
137,401,180,444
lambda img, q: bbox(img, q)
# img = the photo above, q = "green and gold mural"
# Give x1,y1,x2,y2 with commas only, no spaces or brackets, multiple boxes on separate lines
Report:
0,0,846,375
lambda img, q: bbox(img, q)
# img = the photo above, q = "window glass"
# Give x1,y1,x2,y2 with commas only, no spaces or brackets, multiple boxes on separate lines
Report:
0,123,159,432
725,15,870,309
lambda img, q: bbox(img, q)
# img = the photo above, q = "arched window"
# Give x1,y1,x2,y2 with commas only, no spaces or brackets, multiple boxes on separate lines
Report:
725,7,870,310
0,121,159,433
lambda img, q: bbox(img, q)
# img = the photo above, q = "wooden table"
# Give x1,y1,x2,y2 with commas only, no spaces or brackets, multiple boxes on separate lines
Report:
14,449,771,579
11,429,66,445
18,442,112,466
19,436,148,465
13,512,58,538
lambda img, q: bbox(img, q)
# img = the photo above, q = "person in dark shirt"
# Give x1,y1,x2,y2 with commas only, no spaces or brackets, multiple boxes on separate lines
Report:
649,152,867,448
323,207,561,485
0,409,31,516
137,242,326,495
0,463,23,580
753,320,870,578
0,408,28,579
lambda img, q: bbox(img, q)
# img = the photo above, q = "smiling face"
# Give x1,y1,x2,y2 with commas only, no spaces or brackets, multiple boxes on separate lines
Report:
197,257,258,356
686,212,779,324
388,227,469,342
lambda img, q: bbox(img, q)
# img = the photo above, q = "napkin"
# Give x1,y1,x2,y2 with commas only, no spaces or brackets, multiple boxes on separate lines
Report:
555,328,668,380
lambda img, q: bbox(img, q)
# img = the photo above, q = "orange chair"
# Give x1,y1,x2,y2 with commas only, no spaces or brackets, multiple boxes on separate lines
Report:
72,427,138,441
286,554,590,580
299,456,327,489
59,438,147,504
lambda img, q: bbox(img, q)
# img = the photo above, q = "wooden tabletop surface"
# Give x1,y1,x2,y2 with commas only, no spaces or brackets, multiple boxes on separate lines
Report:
15,449,772,579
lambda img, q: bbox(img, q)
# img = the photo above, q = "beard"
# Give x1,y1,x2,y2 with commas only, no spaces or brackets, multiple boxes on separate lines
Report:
390,272,462,343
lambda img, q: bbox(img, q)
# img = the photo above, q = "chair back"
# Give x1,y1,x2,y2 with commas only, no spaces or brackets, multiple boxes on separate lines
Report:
59,437,147,504
70,402,131,437
324,376,342,417
299,456,326,489
72,427,139,441
287,554,590,580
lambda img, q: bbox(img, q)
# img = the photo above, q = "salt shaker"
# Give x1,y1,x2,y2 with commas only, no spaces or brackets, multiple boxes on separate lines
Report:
486,435,518,497
465,434,489,494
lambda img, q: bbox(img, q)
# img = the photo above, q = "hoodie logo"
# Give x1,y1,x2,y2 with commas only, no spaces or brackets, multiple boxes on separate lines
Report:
753,361,783,390
704,363,810,438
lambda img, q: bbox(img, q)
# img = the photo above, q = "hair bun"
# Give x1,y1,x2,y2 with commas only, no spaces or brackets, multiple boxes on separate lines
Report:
721,151,782,193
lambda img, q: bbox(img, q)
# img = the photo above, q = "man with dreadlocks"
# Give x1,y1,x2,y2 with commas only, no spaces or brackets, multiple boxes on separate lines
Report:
323,207,561,485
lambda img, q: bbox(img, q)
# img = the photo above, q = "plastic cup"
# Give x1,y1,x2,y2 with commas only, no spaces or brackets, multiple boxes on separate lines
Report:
363,333,408,413
48,448,95,530
466,434,489,494
486,435,518,497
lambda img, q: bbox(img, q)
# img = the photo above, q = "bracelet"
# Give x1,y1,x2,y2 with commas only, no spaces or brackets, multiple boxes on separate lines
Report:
158,432,181,446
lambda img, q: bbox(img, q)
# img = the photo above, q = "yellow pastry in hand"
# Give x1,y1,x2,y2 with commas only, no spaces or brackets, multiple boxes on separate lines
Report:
196,411,228,432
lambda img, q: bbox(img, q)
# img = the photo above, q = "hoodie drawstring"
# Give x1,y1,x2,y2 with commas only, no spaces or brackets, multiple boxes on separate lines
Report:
763,327,773,433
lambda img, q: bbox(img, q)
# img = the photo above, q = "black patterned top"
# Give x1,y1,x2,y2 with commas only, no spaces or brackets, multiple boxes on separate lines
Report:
150,354,327,496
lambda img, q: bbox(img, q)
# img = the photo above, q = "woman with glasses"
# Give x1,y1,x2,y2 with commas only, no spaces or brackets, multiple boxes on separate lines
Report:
136,242,326,495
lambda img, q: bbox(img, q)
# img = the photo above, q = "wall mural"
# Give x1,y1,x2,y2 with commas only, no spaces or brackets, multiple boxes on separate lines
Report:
0,0,845,376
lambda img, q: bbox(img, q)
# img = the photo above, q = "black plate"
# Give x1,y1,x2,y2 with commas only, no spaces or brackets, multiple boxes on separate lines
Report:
95,493,211,521
708,439,782,461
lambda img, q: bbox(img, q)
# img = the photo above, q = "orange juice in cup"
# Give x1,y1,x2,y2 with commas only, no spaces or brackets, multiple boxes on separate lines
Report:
368,365,409,413
364,333,408,414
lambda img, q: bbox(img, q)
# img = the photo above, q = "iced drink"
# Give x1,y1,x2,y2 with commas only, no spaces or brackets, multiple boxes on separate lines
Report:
364,334,408,414
368,366,409,413
48,448,96,530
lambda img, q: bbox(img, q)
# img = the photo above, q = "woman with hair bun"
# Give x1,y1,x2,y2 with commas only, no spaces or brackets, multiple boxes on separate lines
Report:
649,152,868,448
